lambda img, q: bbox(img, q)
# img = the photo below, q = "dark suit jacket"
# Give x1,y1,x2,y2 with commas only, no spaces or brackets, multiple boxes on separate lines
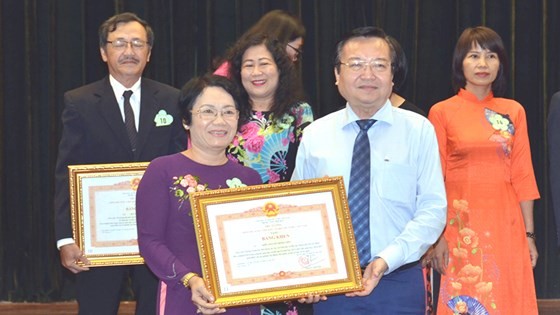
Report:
54,76,186,241
548,91,560,246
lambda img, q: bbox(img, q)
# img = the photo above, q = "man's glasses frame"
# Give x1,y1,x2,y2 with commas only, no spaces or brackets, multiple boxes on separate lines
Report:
338,59,393,73
106,38,149,50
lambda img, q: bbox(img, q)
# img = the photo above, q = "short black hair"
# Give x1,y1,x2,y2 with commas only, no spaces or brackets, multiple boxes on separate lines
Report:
333,26,396,74
98,12,154,48
179,74,247,128
452,26,508,96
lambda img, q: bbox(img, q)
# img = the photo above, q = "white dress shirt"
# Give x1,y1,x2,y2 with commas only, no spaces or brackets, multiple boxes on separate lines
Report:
110,75,142,131
57,76,142,249
292,100,447,273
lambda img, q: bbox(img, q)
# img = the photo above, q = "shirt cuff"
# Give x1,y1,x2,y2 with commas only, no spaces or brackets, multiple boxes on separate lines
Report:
376,245,404,274
57,238,75,250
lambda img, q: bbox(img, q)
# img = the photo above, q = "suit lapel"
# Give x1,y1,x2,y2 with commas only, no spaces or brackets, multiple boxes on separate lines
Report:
136,79,159,158
97,77,133,155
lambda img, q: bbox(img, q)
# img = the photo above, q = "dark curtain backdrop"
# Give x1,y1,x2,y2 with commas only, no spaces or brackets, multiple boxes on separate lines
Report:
1,0,559,302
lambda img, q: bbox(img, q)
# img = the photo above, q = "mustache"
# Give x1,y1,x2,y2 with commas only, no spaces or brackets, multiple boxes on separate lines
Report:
119,56,140,63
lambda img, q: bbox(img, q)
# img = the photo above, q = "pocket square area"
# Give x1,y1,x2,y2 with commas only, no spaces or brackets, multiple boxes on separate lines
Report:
154,109,174,127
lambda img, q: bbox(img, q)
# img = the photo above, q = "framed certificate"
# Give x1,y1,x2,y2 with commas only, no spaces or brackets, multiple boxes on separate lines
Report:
68,162,148,266
189,176,362,307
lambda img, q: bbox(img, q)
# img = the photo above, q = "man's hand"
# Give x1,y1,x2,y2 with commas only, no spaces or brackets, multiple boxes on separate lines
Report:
60,243,90,274
426,237,449,274
346,258,388,297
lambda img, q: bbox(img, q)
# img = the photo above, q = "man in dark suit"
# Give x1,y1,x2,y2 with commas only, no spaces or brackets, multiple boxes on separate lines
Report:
549,91,560,246
54,12,186,315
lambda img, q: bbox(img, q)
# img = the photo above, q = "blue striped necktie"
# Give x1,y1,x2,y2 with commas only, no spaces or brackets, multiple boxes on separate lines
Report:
348,119,376,267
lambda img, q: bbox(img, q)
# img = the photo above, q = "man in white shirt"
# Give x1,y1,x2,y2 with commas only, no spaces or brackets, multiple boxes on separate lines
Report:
292,26,446,313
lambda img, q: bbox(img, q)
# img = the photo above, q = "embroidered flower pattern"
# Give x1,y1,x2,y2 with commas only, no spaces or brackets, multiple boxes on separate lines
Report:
226,177,247,188
227,103,313,184
485,108,515,157
170,175,249,209
170,174,208,205
445,199,494,313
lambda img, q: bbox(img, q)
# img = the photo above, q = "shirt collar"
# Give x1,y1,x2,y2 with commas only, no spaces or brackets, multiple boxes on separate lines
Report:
341,99,394,128
109,75,142,100
458,88,494,103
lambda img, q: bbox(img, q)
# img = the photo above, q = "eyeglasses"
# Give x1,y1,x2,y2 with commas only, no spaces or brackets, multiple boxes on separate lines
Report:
192,106,239,120
106,39,148,50
287,43,303,55
338,59,392,73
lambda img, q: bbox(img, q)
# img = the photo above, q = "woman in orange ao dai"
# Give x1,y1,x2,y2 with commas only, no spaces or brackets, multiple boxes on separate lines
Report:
427,26,539,314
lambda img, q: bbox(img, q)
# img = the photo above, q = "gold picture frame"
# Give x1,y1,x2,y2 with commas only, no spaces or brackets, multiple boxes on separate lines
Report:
189,176,362,307
68,162,149,266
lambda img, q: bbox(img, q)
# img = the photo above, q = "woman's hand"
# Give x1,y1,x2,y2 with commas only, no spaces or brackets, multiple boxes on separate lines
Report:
297,294,327,304
190,276,226,314
527,237,538,268
519,200,537,268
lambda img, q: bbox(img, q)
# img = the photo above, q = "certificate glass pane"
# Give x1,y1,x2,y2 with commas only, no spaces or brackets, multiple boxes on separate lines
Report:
69,162,148,266
190,176,362,307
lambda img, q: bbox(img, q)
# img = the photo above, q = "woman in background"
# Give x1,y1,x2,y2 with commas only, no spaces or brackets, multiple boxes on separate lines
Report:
427,26,539,314
225,34,314,314
226,34,313,184
386,35,426,116
215,9,305,77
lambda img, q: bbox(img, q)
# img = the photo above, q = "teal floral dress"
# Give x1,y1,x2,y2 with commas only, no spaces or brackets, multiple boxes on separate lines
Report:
227,102,314,184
